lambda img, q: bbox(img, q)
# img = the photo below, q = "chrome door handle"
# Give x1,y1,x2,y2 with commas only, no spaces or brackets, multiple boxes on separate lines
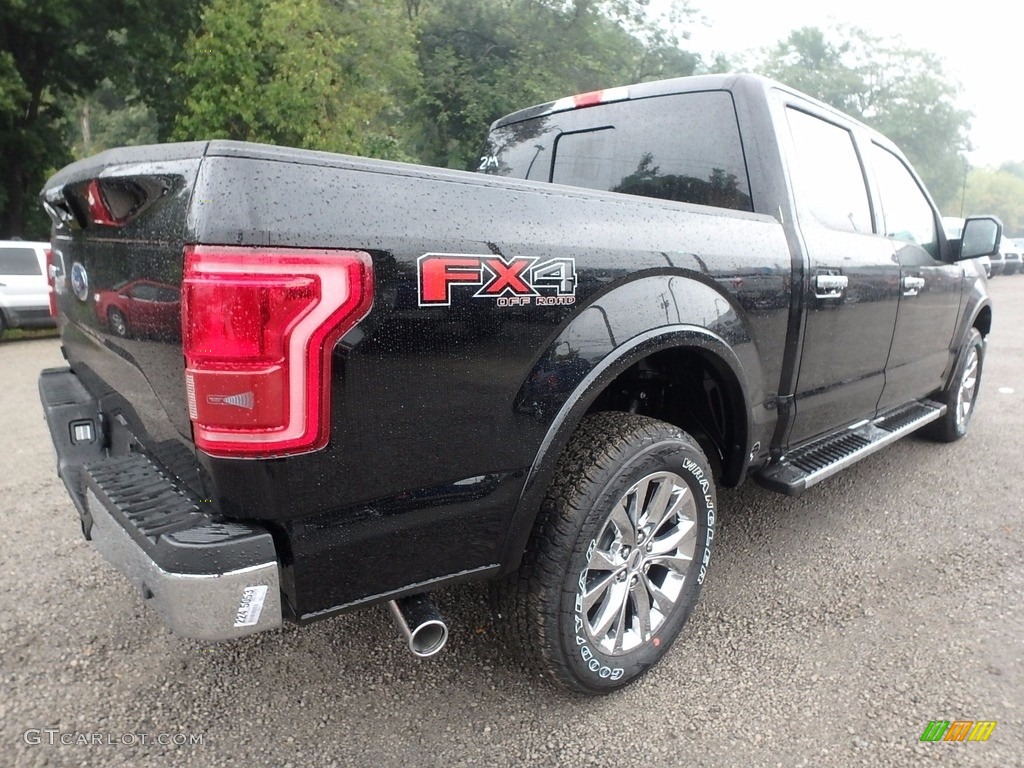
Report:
902,276,925,296
814,274,848,297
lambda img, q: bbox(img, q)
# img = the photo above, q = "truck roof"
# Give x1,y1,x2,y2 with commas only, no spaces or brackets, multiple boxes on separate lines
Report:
490,72,873,137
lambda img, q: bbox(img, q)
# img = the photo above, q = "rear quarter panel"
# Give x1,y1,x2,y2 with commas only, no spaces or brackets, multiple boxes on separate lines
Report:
191,145,792,616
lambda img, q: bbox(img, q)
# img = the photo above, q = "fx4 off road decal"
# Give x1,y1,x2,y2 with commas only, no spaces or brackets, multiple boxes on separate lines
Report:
417,253,577,307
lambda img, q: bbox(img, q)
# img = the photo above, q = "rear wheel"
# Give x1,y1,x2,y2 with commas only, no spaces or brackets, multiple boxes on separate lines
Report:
495,412,715,694
921,327,984,442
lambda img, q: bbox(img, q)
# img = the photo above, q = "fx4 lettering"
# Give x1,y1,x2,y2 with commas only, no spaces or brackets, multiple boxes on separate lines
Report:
418,253,577,307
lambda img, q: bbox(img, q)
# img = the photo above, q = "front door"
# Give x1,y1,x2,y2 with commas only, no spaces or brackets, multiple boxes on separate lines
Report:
868,143,963,409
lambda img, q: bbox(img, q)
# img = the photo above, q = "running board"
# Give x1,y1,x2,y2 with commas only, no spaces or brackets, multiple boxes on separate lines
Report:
755,400,946,496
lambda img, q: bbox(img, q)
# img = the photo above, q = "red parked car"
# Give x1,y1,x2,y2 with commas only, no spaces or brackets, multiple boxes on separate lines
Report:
95,279,180,338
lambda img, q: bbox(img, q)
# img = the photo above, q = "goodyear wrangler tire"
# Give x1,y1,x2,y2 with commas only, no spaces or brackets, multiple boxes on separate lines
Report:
496,412,716,694
920,327,984,443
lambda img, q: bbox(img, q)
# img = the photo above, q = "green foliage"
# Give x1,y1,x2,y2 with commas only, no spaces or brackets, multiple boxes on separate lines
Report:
62,81,159,159
0,50,28,115
409,0,700,169
5,0,712,236
962,168,1024,237
758,26,973,210
172,0,418,159
0,0,192,237
0,0,108,236
117,0,203,141
999,161,1024,182
760,27,865,114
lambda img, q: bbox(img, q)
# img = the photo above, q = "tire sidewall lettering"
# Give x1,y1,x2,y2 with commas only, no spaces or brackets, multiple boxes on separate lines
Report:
565,437,715,687
574,543,625,682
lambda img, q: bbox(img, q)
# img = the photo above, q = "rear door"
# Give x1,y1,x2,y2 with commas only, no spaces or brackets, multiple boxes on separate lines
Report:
782,106,901,445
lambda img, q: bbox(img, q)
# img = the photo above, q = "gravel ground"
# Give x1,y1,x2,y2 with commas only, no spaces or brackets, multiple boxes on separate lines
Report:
1,279,1021,768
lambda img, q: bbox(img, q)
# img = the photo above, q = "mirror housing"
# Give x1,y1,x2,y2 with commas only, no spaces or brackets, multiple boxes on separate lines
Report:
955,216,1002,261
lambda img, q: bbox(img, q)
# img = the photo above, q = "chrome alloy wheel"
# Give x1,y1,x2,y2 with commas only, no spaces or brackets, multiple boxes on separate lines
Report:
582,471,698,655
955,345,980,427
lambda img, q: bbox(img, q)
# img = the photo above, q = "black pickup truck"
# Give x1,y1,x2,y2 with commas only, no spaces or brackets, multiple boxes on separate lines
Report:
37,74,999,694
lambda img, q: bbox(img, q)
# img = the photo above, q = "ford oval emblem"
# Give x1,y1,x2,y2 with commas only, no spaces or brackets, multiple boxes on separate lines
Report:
70,262,89,301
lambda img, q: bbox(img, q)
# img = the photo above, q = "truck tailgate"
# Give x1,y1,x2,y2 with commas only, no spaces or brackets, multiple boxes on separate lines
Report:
41,142,208,491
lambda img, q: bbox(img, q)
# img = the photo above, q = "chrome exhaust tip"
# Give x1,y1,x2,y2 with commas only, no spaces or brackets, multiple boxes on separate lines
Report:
388,594,449,658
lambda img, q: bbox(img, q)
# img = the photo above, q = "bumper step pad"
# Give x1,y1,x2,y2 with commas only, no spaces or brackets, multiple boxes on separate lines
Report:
756,400,945,496
83,454,274,575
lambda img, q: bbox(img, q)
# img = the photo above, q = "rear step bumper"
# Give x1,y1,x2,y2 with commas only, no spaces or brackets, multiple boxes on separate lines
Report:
756,400,946,496
38,367,282,640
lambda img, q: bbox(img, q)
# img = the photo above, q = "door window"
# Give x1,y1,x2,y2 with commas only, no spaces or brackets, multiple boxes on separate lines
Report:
785,108,872,234
0,247,42,275
869,144,939,258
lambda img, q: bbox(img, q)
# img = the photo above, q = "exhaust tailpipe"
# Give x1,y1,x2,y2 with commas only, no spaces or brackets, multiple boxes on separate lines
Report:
388,594,448,658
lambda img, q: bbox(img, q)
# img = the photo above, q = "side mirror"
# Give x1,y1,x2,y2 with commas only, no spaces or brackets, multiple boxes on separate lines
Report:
956,216,1002,261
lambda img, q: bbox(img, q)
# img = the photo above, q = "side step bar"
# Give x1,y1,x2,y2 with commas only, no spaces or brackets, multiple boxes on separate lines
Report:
756,400,945,496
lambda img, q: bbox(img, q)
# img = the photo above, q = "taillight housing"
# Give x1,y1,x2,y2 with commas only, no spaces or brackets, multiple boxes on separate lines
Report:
44,247,58,317
85,179,120,227
181,245,373,458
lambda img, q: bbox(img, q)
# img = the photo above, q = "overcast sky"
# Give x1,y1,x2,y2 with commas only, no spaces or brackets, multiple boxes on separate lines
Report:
660,0,1020,167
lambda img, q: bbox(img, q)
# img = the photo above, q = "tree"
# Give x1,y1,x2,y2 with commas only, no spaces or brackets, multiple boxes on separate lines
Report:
120,0,203,141
758,27,864,114
172,0,419,159
408,0,701,169
999,161,1024,182
61,80,159,160
758,26,972,211
0,0,198,238
962,168,1024,237
1,1,112,236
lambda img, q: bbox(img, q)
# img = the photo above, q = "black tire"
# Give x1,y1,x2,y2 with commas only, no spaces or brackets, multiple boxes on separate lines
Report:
108,308,128,338
494,412,716,694
921,327,984,443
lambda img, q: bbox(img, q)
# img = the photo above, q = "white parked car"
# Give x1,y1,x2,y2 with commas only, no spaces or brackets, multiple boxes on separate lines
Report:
0,240,56,335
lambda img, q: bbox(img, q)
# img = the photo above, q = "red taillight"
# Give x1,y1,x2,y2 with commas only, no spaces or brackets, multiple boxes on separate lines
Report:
86,179,119,227
182,245,373,458
45,247,58,317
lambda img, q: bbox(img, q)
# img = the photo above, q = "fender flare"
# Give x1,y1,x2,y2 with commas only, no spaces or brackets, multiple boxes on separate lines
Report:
498,322,755,572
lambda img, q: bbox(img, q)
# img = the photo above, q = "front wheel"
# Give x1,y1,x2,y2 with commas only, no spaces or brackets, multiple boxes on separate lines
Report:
495,412,716,694
108,308,128,338
921,327,984,443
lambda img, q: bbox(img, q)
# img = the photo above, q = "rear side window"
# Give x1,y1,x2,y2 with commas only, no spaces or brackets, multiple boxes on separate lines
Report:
0,247,42,275
480,91,753,212
785,108,872,235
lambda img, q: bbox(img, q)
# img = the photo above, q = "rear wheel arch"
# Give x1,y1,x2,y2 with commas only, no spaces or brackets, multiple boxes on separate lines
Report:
499,327,751,574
